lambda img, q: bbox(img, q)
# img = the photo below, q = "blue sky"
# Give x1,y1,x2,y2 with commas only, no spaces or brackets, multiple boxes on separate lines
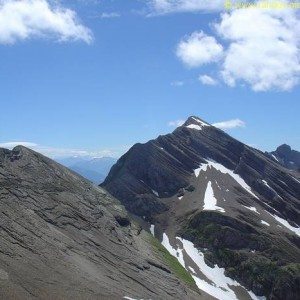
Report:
0,0,299,157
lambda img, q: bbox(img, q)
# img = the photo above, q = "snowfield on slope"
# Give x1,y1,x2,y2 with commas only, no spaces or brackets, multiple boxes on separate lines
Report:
194,159,258,199
203,181,225,212
243,205,260,214
266,211,300,237
161,233,265,300
186,117,210,131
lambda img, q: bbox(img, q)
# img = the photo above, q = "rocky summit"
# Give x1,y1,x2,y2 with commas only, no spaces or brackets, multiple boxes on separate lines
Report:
267,144,300,172
0,145,208,300
102,116,300,300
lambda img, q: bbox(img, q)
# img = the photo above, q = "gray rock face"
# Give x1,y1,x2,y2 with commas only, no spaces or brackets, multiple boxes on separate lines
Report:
102,116,300,299
103,116,300,225
0,146,206,300
268,144,300,172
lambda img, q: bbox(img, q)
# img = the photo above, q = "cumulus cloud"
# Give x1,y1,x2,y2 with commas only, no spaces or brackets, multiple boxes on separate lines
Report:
168,119,185,127
0,0,92,44
216,8,300,91
176,31,223,67
176,6,300,91
0,141,124,158
199,74,217,85
213,119,245,129
148,0,225,14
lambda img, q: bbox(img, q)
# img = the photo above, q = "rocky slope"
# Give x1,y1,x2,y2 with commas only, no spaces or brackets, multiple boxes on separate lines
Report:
0,145,209,300
102,116,300,300
267,144,300,172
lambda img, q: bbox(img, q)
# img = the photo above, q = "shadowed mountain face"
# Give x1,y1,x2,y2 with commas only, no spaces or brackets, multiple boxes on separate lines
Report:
102,116,300,300
0,146,207,300
267,144,300,172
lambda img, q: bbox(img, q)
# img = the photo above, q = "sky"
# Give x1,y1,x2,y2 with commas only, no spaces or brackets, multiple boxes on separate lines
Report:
0,0,299,158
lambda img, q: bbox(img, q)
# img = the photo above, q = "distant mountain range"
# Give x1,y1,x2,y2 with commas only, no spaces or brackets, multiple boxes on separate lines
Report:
56,156,117,184
102,116,300,300
267,144,300,172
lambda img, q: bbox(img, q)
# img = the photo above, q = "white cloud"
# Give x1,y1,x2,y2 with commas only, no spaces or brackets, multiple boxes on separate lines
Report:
216,8,300,91
213,119,245,129
199,74,217,85
0,141,125,158
0,141,38,148
100,12,120,18
148,0,225,14
176,31,223,67
171,80,184,86
176,5,300,91
168,119,185,127
0,0,92,44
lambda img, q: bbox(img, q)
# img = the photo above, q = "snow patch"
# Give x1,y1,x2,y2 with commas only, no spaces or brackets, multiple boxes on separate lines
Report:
178,196,183,200
194,160,258,199
260,220,270,226
150,224,155,236
243,205,260,214
271,154,279,162
186,118,209,131
262,180,271,189
162,234,265,300
187,124,204,131
152,190,159,197
266,212,300,237
203,181,225,212
194,163,209,177
262,180,282,199
192,117,209,126
290,175,300,184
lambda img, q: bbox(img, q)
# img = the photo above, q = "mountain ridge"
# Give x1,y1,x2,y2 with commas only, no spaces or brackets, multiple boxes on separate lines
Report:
0,145,205,300
102,115,300,300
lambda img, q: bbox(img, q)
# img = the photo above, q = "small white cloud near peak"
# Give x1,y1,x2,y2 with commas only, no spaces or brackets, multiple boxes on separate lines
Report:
0,0,93,45
213,119,245,130
176,31,223,68
199,74,218,86
168,119,185,127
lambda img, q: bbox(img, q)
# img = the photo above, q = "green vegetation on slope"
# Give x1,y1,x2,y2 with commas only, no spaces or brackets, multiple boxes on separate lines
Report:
148,234,198,292
181,211,300,299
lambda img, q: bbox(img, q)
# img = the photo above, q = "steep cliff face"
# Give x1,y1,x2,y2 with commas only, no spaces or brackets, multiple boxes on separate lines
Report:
0,146,206,300
102,116,300,300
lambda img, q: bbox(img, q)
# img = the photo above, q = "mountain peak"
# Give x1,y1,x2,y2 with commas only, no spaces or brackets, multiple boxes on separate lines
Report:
183,116,211,130
276,143,292,155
